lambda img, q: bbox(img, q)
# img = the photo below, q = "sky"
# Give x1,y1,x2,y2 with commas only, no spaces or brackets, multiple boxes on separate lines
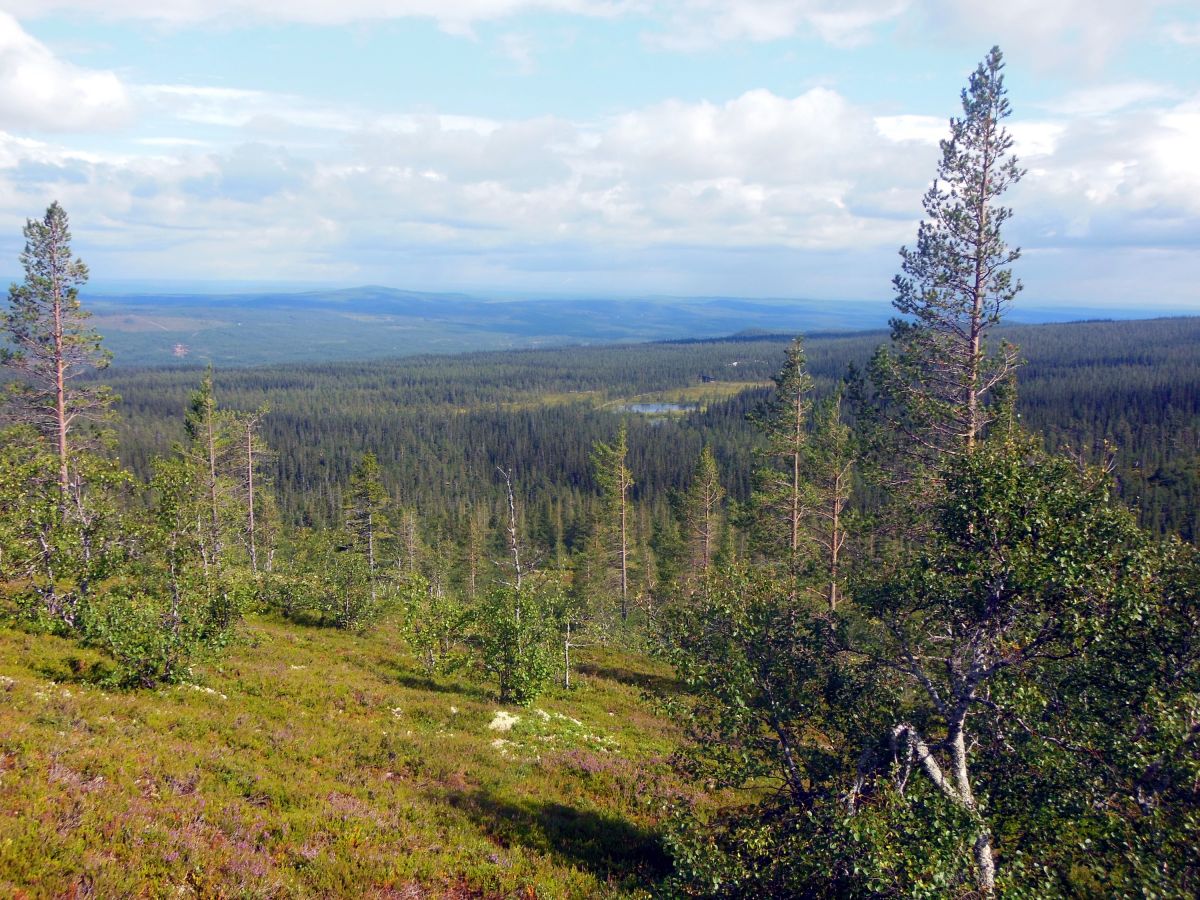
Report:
0,1,1198,311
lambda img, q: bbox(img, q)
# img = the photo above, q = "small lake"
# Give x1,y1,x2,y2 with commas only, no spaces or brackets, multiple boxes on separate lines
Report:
619,402,697,414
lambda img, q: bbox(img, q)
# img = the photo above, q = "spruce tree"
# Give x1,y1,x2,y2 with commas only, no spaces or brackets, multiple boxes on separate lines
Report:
345,452,390,602
590,421,634,619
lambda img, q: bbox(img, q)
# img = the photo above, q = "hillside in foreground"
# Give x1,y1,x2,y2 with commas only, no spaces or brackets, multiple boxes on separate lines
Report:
0,619,686,898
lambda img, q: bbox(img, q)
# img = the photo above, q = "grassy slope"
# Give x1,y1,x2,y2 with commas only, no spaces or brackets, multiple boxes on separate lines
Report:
0,619,690,898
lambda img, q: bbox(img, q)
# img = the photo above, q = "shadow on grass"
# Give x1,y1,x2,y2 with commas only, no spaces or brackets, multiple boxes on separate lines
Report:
30,651,115,687
448,788,671,887
387,670,493,702
574,661,683,697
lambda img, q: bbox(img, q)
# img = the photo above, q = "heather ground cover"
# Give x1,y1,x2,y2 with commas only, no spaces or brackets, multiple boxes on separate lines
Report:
0,618,691,898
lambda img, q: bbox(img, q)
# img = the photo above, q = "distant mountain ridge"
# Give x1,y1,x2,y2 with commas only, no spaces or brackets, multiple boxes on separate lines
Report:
78,285,1183,368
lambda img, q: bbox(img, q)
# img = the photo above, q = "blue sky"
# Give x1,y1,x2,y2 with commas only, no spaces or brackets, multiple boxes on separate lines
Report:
0,1,1198,311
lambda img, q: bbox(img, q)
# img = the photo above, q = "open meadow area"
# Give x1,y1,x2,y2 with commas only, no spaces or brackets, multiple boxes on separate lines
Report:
0,619,686,898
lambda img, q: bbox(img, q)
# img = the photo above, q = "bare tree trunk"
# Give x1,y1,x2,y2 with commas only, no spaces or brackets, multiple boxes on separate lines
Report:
366,511,377,603
965,115,995,452
205,401,222,563
619,482,628,619
499,468,522,590
245,421,257,576
402,511,419,573
564,620,571,689
791,391,802,558
47,229,70,502
829,472,841,611
949,722,996,893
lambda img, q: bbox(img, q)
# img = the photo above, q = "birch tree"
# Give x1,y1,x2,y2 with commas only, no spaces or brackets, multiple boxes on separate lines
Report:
859,432,1154,893
475,467,558,704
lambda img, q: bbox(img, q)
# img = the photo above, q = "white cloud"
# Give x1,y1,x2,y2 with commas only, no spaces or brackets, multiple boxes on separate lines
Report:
1039,82,1178,118
874,114,944,145
1016,93,1200,255
644,1,909,50
0,12,131,131
0,77,1197,304
1162,20,1200,45
923,0,1173,70
0,84,930,282
1009,121,1066,159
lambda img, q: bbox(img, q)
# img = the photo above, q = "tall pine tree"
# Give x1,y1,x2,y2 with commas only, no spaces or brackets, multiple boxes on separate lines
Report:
749,336,815,568
2,202,112,499
874,47,1023,460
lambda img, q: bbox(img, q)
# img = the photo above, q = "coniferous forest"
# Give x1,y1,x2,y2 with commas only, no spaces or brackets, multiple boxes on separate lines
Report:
2,48,1199,898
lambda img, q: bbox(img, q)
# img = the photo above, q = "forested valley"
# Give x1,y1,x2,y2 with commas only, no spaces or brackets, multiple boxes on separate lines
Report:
103,316,1200,546
2,48,1199,899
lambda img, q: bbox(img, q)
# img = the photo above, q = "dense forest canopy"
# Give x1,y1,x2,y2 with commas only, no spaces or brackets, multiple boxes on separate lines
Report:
99,317,1200,542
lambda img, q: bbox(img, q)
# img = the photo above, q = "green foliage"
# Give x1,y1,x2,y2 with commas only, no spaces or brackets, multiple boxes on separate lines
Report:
400,571,468,676
474,575,563,705
664,428,1200,896
857,432,1198,895
663,566,871,792
874,46,1023,460
748,337,815,564
682,446,725,584
81,580,244,689
0,428,244,687
664,781,980,898
312,530,385,630
659,563,993,897
660,565,894,896
261,528,337,623
2,203,114,463
0,428,136,632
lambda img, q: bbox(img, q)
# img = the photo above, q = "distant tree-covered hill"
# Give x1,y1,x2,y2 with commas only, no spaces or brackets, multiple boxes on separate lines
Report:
79,285,1183,367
